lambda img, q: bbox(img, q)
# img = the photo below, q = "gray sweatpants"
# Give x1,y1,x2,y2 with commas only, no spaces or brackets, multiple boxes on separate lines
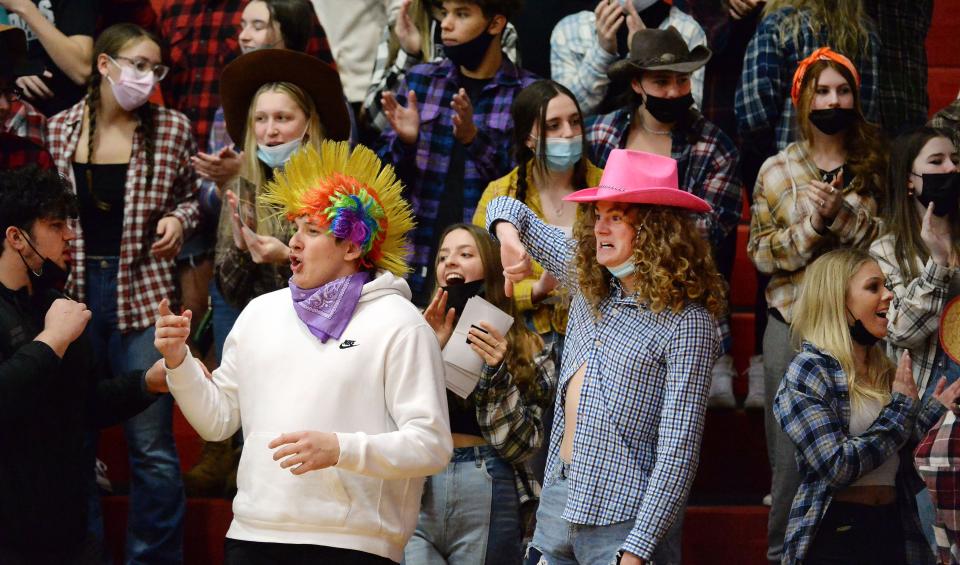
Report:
762,314,802,564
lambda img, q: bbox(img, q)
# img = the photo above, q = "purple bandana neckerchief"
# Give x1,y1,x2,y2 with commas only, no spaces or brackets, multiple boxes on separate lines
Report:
289,271,370,343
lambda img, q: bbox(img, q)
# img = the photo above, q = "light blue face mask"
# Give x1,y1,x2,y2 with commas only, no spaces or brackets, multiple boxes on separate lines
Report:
257,134,303,169
606,259,636,279
535,135,583,172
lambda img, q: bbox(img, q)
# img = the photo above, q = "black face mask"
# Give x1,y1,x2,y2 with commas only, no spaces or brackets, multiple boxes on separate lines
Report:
915,172,960,217
642,92,693,124
16,230,70,294
443,25,496,71
808,108,857,135
440,279,484,320
847,307,881,347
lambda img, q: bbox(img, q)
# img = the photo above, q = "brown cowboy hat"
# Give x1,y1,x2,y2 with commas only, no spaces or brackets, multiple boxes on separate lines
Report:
0,24,27,77
608,26,711,82
220,49,350,144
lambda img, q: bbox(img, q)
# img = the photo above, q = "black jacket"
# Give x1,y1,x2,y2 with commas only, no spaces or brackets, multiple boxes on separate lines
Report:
0,282,157,551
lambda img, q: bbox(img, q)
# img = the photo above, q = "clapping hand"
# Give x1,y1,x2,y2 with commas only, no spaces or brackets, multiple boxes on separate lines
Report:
920,202,956,267
892,351,919,401
381,90,420,145
424,289,456,349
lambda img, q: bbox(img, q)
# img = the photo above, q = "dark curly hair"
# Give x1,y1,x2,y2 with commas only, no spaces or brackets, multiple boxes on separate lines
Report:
0,165,78,256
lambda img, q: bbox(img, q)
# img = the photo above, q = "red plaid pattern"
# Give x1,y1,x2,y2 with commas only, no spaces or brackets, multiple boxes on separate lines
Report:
46,100,201,332
916,411,960,565
3,99,47,148
0,133,54,171
158,0,333,148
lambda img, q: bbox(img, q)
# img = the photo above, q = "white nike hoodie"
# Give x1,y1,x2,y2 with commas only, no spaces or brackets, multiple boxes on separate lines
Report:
166,271,452,562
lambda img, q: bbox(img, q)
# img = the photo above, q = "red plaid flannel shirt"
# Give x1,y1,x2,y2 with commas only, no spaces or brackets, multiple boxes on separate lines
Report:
0,133,54,171
46,100,201,332
916,411,960,565
2,100,47,148
158,0,334,148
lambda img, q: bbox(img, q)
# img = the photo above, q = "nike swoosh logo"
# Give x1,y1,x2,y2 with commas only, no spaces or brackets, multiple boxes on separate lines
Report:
339,340,358,349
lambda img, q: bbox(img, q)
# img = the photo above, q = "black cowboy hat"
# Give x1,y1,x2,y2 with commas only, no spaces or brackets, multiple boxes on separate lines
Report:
220,49,350,143
608,26,711,81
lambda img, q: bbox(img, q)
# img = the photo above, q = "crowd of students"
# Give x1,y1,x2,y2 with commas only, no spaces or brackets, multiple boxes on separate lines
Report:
1,0,959,564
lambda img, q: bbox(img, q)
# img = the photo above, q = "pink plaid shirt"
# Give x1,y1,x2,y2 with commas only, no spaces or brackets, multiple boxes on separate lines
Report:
47,99,201,332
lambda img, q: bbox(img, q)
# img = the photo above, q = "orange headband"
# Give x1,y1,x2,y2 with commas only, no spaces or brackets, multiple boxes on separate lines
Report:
790,47,861,107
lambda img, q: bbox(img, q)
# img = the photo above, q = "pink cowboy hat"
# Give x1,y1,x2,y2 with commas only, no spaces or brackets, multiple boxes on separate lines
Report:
564,149,711,212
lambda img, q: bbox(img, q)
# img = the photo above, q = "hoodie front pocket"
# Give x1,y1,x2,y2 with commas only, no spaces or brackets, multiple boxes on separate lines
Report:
234,432,350,527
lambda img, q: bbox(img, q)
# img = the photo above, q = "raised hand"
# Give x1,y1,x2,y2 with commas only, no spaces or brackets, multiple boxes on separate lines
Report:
451,88,477,144
381,90,420,145
35,298,92,358
594,0,625,56
532,270,560,303
892,351,919,401
728,0,763,20
932,375,960,413
241,228,290,265
920,202,955,267
424,289,456,349
394,0,423,56
154,298,192,369
622,0,645,47
269,431,340,475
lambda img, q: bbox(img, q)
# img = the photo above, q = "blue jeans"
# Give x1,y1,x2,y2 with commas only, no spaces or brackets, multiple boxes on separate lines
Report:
404,446,522,565
528,464,683,565
84,257,185,564
209,279,241,364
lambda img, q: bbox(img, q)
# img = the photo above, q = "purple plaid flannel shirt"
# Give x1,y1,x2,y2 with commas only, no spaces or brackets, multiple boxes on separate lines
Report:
377,58,538,298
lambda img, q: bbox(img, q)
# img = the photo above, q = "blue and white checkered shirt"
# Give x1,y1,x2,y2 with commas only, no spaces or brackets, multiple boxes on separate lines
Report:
486,196,718,559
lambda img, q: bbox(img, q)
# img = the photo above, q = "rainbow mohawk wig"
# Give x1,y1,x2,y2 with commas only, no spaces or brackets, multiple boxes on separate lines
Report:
259,142,415,276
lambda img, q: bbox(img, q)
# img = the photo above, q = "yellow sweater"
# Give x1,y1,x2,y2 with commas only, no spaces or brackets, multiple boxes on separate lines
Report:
472,161,603,335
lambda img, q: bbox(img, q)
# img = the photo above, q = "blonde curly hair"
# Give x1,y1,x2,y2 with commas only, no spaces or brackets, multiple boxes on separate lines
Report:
572,203,727,318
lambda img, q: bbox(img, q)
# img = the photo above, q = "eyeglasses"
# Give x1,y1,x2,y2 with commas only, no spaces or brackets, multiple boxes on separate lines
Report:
110,55,170,81
0,85,23,102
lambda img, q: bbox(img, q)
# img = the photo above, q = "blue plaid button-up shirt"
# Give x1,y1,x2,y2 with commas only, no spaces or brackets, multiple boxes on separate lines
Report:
486,196,718,560
734,7,880,153
774,342,941,565
377,58,538,299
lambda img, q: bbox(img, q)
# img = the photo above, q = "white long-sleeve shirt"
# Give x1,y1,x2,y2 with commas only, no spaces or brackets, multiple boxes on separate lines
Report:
166,270,452,561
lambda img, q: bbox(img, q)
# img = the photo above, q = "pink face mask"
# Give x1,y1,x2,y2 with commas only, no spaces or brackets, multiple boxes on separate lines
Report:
106,56,156,111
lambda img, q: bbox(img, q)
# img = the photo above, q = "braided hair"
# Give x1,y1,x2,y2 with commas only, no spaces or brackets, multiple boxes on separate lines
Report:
85,24,160,204
509,80,589,205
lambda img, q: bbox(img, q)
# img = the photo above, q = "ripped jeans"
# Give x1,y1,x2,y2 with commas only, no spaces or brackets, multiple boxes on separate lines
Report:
526,464,682,565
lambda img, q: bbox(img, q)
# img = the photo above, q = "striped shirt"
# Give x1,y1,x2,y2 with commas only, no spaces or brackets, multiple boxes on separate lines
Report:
486,196,718,560
550,8,706,116
774,342,941,565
